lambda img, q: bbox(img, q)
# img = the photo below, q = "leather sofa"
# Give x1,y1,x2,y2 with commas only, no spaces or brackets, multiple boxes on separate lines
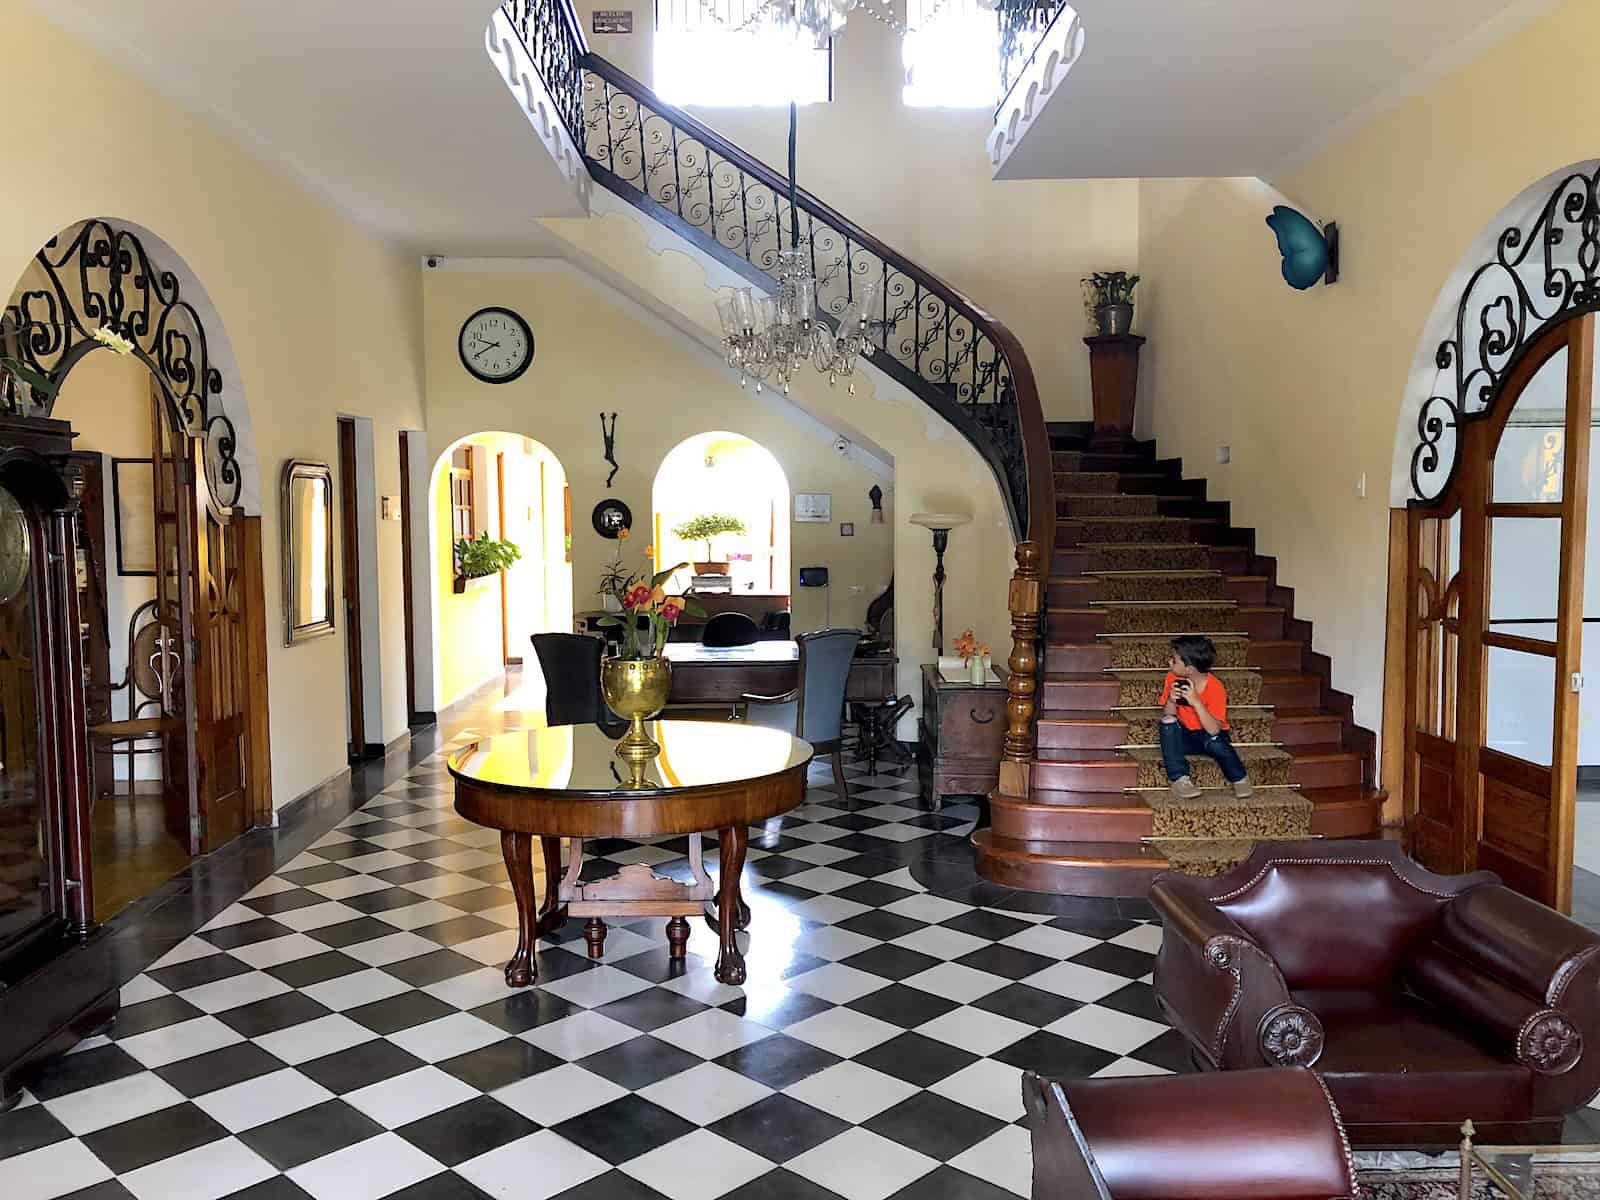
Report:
1151,839,1600,1145
1023,1067,1357,1200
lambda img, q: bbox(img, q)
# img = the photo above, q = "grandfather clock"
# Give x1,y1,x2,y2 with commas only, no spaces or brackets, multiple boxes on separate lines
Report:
0,414,118,1110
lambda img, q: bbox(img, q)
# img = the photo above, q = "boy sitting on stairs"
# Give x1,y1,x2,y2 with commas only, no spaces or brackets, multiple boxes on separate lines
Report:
1160,635,1254,800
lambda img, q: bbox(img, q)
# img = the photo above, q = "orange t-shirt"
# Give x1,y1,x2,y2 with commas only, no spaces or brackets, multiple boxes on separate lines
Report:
1160,671,1229,732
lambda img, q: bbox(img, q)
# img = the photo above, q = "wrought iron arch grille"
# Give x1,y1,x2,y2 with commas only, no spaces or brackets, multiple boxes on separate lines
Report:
1412,166,1600,503
3,220,242,508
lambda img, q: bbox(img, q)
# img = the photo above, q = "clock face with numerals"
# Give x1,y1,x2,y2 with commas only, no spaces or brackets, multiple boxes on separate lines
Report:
458,307,533,384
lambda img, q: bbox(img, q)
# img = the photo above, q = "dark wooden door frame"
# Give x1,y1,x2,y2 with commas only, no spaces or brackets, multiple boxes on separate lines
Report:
337,418,371,762
1404,315,1594,913
400,431,420,725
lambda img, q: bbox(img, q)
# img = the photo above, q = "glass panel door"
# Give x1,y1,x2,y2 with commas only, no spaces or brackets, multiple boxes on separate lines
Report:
1474,316,1593,908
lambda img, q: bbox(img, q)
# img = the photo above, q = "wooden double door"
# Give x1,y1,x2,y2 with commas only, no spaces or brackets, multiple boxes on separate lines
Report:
1407,316,1595,910
149,385,252,855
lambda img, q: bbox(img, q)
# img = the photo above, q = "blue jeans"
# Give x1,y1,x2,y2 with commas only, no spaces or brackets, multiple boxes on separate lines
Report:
1160,719,1248,784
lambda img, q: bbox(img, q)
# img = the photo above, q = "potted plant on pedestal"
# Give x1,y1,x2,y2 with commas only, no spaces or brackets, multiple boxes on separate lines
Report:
1082,271,1140,336
454,532,520,594
672,513,748,576
596,551,705,772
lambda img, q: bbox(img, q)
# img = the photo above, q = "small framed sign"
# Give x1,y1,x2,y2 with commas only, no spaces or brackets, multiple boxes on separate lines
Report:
592,9,633,33
794,493,832,523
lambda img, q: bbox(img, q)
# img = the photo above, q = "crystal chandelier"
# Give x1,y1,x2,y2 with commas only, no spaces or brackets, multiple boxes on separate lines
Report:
716,105,879,395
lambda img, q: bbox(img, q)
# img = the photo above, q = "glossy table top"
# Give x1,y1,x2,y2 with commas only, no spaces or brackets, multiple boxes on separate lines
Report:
663,642,799,664
446,719,813,797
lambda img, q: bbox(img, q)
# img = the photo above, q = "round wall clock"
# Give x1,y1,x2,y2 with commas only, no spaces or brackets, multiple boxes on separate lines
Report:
591,498,632,539
458,307,534,384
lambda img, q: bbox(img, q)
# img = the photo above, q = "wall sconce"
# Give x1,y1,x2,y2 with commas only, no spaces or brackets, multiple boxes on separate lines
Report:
868,484,884,525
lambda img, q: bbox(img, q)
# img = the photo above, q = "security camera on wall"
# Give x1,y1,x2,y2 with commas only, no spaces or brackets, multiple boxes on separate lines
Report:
833,436,850,456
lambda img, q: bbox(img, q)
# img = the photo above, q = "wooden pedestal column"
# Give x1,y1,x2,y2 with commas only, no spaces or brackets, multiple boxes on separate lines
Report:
1085,334,1147,437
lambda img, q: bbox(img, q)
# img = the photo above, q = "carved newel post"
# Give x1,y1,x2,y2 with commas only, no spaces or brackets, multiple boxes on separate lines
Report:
999,540,1044,799
1085,333,1147,437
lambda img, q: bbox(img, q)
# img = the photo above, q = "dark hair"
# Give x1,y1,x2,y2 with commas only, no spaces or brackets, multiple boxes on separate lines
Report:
1170,635,1216,674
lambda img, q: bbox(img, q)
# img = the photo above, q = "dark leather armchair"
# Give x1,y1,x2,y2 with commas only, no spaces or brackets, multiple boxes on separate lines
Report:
1151,839,1600,1145
1023,1067,1357,1200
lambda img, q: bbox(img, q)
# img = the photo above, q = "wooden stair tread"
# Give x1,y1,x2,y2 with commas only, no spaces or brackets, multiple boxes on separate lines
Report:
1010,784,1380,808
972,830,1169,868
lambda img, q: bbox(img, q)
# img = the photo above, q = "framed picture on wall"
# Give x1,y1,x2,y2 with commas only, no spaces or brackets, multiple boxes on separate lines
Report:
111,458,156,576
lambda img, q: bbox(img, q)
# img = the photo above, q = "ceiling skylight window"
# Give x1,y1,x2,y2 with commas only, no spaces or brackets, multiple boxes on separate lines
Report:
655,0,832,107
902,0,1001,108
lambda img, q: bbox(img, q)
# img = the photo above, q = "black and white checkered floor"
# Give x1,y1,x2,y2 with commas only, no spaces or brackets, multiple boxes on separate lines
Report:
0,718,1188,1200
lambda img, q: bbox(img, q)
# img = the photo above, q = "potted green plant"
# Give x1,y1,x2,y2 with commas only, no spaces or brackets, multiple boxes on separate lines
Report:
1082,271,1140,336
671,513,748,575
453,532,520,593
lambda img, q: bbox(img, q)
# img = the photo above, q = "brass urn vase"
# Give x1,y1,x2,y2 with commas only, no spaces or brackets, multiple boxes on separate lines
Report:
600,656,672,771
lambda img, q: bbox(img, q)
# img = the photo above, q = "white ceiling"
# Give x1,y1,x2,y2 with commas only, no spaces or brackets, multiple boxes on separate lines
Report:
35,0,1558,248
33,0,582,254
995,0,1556,181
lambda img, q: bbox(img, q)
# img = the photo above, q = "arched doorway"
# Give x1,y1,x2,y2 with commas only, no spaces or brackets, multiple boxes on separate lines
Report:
652,432,791,623
1398,163,1600,910
1,218,268,919
426,432,572,714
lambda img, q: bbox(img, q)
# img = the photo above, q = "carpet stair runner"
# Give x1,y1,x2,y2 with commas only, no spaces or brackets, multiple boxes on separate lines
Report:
974,426,1384,897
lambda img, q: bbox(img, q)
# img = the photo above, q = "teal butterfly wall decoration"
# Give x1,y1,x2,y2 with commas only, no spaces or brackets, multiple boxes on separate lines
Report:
1266,205,1339,289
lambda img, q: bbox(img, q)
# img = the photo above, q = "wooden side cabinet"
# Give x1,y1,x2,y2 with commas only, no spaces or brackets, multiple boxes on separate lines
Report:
917,663,1008,810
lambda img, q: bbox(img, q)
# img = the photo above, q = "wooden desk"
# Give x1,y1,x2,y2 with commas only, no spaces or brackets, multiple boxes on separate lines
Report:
663,642,897,705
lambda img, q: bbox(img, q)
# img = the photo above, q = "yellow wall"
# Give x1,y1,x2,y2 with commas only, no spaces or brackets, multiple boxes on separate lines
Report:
527,207,1016,720
578,1,1140,420
1134,0,1600,737
432,431,573,709
423,264,899,671
3,1,425,806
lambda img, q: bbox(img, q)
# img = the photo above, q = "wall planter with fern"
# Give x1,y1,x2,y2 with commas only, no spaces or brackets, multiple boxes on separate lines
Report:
453,533,520,594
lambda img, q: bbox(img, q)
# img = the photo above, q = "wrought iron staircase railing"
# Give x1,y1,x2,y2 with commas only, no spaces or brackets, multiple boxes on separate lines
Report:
501,0,1053,797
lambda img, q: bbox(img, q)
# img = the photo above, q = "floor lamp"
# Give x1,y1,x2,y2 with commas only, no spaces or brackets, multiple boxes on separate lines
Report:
909,512,971,655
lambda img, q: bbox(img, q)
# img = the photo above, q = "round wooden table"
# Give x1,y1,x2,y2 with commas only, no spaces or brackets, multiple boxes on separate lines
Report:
448,719,812,987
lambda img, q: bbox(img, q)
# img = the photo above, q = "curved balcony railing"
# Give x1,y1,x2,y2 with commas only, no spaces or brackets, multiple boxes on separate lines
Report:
998,0,1070,109
500,0,1055,794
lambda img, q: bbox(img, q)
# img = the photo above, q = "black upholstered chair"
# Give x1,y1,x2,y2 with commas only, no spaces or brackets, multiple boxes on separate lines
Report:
702,611,760,647
743,628,860,796
529,633,626,734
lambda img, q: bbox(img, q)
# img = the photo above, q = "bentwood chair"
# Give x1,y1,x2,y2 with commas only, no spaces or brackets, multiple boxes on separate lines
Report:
530,633,627,735
742,628,860,797
87,599,183,801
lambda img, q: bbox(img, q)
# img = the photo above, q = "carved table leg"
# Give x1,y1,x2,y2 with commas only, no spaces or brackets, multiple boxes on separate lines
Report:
714,824,749,985
665,915,691,962
535,836,567,936
501,831,537,987
584,917,608,959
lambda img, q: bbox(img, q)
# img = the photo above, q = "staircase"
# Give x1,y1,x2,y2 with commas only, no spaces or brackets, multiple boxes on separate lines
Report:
973,426,1384,895
497,1,1383,898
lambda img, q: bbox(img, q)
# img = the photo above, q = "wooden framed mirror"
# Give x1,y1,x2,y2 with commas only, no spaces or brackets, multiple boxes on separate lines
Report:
280,459,335,645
